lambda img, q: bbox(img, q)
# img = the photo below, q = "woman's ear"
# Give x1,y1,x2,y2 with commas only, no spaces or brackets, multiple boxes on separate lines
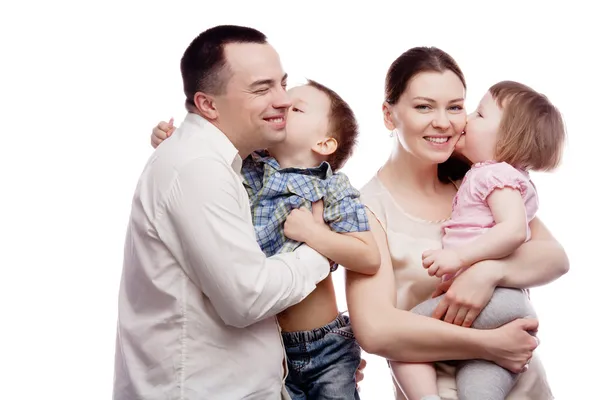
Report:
382,102,396,131
194,92,219,120
312,137,338,156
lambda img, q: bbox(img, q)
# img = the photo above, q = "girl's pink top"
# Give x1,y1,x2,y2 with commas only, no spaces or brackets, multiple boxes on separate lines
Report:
442,161,538,249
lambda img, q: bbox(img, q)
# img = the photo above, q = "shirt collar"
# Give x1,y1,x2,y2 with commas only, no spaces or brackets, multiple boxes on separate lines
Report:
251,150,333,179
184,113,243,173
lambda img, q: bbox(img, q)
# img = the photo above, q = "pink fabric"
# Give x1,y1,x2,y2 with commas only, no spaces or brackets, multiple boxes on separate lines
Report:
442,161,538,250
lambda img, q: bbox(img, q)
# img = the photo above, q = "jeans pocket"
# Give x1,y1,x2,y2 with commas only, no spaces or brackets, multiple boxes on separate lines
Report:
285,343,310,372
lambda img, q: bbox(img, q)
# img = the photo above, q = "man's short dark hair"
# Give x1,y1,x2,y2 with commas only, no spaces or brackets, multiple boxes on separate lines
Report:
181,25,268,109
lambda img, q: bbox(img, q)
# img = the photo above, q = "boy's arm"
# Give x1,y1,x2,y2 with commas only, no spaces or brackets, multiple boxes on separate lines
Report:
455,187,528,266
284,172,380,275
303,225,380,275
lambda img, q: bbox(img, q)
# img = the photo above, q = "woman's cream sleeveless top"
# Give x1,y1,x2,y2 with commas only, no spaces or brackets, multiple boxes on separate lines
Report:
360,175,553,400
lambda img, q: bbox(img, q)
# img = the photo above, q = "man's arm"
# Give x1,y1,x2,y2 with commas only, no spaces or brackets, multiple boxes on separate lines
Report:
157,157,330,328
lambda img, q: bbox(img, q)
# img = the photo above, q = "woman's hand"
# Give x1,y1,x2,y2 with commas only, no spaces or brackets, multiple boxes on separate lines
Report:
151,118,176,148
483,318,539,373
430,259,503,327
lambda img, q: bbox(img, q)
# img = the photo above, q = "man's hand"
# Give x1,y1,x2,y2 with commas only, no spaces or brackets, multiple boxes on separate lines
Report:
151,118,176,148
422,248,464,278
482,318,539,373
283,201,327,244
355,358,366,388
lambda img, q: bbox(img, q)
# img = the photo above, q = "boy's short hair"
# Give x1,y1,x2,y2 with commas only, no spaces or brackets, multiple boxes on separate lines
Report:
490,81,566,171
306,80,359,171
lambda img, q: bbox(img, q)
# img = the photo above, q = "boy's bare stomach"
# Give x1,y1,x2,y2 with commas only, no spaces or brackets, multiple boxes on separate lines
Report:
277,274,339,332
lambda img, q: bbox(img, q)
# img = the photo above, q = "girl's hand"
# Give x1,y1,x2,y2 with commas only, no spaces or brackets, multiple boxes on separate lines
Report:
422,248,464,278
431,260,502,326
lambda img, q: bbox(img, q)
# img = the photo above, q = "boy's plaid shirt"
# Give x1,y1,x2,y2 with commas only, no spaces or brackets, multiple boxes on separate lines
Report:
242,151,370,258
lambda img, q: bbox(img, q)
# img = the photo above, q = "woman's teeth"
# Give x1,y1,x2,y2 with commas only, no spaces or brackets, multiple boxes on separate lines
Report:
424,136,449,144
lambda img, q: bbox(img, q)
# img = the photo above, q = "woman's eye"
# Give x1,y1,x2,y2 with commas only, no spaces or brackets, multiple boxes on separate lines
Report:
415,104,431,110
449,105,464,111
292,107,303,113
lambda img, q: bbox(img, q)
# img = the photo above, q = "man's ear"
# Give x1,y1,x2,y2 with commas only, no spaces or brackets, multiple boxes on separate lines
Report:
194,92,219,120
312,137,338,156
382,102,396,131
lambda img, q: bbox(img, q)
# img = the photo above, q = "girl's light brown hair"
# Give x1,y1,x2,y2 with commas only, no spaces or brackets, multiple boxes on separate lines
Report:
490,81,565,171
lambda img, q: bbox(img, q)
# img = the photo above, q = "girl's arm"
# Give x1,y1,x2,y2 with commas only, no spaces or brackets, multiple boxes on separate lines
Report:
424,188,528,278
429,216,569,326
456,187,528,265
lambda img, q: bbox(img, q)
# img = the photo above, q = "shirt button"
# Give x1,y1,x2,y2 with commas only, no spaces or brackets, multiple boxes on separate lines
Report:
274,172,281,178
357,209,365,215
303,187,310,194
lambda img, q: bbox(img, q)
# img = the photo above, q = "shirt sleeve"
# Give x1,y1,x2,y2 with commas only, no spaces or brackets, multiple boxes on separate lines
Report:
323,172,370,233
472,162,530,202
155,156,330,328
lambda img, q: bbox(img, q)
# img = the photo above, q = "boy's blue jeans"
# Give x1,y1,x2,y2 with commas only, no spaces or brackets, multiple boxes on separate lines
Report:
282,314,361,400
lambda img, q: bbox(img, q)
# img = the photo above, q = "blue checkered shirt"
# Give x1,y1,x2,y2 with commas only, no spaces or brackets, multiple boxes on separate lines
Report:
242,151,370,259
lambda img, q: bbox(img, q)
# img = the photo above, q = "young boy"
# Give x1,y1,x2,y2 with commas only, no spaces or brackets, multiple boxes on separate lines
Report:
150,79,380,399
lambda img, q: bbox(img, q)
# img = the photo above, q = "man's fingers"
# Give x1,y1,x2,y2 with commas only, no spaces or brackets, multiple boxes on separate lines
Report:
358,358,367,370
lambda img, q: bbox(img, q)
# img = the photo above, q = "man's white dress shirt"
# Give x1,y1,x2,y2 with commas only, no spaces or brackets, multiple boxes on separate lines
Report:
113,113,330,399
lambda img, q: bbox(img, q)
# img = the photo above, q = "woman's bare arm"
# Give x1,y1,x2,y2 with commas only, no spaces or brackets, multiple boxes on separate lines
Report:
346,211,538,371
492,216,569,288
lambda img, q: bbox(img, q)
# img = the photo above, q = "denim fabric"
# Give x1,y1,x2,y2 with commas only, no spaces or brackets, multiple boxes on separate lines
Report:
282,314,361,400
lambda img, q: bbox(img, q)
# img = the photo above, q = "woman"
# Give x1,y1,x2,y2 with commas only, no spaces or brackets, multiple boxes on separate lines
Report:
347,47,568,399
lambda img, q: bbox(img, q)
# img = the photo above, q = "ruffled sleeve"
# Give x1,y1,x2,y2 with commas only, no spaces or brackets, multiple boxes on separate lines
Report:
471,162,530,202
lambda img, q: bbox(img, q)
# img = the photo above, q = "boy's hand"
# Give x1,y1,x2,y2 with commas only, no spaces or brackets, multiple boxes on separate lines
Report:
284,207,321,243
151,118,176,148
422,248,464,278
284,200,327,243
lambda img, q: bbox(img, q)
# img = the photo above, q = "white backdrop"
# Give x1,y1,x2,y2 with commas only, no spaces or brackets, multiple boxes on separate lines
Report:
2,1,597,399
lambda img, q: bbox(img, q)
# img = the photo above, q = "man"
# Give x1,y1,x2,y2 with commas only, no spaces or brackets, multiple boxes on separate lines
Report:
113,25,334,399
